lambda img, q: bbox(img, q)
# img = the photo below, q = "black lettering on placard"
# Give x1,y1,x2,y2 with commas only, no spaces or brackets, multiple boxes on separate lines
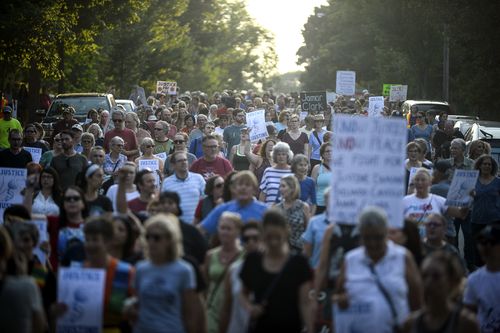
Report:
300,91,327,114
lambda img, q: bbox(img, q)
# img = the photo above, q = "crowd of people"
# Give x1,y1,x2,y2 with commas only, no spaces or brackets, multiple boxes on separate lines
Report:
0,88,499,333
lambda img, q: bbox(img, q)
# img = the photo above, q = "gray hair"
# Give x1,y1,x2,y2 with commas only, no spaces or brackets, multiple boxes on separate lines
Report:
358,206,388,233
451,138,466,152
272,141,294,164
111,136,124,145
140,137,155,148
111,109,125,119
126,111,140,127
87,123,103,138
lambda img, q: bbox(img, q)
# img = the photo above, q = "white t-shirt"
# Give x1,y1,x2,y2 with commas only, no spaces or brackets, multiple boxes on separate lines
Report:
464,267,500,332
403,193,448,236
105,184,139,212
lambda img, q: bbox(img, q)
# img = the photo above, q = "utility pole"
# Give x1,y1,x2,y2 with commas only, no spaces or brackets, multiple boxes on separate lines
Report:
442,24,450,102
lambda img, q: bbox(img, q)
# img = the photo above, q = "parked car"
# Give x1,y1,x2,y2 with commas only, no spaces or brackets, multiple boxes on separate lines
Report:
41,93,116,139
116,99,136,113
463,122,500,165
401,100,450,126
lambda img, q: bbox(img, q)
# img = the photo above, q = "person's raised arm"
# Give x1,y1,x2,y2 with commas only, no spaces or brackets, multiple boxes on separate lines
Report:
405,251,423,311
116,169,129,214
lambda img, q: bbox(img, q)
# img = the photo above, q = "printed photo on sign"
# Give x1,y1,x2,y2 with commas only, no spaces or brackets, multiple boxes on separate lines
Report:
156,81,177,95
0,167,27,223
138,159,161,188
446,170,479,207
57,268,106,333
24,147,42,164
368,96,384,117
329,115,407,227
246,109,268,142
389,85,408,102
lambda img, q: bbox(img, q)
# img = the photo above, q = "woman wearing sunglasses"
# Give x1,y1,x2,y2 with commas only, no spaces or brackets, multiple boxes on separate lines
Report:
193,175,225,225
126,213,197,333
40,133,63,169
25,185,89,270
135,137,165,182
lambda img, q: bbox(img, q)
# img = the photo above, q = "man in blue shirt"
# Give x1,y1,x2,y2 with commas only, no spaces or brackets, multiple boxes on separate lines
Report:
199,171,267,235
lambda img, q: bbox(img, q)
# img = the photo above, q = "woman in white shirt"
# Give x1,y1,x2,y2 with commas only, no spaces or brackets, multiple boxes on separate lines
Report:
30,167,61,216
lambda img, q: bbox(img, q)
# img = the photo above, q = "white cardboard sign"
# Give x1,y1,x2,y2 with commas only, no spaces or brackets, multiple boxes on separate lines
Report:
368,96,384,117
246,109,268,142
336,71,356,96
389,85,408,102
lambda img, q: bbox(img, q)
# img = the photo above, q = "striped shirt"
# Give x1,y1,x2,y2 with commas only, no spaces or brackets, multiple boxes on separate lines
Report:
259,167,293,206
161,172,206,223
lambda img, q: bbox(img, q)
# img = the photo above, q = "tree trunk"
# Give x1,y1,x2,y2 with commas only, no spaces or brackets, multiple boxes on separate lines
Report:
57,41,65,94
26,62,41,124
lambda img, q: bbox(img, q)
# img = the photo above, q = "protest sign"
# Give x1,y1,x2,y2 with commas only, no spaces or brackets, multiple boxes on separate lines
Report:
300,91,327,114
407,167,419,191
138,159,161,187
300,111,308,122
0,168,27,223
368,96,384,117
24,147,42,164
336,71,356,96
57,267,106,333
156,81,177,95
326,91,338,105
246,109,268,142
128,85,147,106
446,170,479,207
329,115,407,227
154,152,167,161
29,219,48,263
382,83,400,96
389,85,408,102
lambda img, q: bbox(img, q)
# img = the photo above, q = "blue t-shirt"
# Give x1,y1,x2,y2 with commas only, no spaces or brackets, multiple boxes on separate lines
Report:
189,138,204,158
200,199,267,235
301,213,329,268
472,177,500,224
134,259,195,333
300,177,317,205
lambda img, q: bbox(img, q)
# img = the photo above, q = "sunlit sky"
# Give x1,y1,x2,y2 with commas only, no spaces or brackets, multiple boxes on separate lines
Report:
245,0,328,74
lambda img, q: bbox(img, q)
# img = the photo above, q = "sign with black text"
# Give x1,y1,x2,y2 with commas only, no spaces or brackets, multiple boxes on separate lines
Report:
300,91,327,114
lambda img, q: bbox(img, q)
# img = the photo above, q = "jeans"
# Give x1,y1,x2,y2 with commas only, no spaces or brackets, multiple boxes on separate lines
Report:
452,213,475,271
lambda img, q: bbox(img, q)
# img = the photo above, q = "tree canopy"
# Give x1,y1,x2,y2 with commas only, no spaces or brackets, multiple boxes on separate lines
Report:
298,0,500,119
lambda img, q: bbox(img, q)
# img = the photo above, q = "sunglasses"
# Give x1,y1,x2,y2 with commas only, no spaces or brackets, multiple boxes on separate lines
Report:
425,221,442,228
144,145,153,148
112,119,123,122
214,183,224,188
64,196,81,202
174,140,184,144
145,233,165,242
154,128,164,131
242,235,259,242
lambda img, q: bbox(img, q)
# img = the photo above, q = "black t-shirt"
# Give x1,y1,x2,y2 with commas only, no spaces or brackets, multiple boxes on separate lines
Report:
239,252,312,333
179,220,208,265
0,149,33,168
87,195,113,216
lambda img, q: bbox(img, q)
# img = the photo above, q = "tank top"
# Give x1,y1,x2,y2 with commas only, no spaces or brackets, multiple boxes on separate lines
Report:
255,158,271,185
316,164,331,206
276,200,306,253
411,305,462,333
233,145,250,171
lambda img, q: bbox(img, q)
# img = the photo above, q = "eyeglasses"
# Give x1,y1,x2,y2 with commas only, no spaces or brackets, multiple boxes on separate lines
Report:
112,119,123,122
174,140,184,144
203,145,218,149
64,196,81,202
145,233,165,242
425,221,443,228
154,128,164,131
242,234,259,243
214,183,224,188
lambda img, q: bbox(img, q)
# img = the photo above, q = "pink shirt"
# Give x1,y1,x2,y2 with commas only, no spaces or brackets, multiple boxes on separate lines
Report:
190,156,234,180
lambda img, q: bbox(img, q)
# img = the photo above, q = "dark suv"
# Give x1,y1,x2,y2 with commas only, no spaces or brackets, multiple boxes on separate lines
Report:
41,93,115,139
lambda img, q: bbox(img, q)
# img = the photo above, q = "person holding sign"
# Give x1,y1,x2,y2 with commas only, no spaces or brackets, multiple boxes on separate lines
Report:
135,137,165,180
470,155,500,266
127,214,198,333
23,123,49,154
403,168,468,237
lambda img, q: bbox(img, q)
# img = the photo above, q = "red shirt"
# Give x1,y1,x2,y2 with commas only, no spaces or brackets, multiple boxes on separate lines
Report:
103,128,138,161
190,156,234,180
128,197,149,215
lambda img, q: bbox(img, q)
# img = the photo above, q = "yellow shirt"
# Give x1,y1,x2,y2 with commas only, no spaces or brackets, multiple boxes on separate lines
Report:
0,118,23,148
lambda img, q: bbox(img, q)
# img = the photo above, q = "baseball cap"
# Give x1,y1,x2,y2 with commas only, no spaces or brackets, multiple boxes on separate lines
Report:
71,124,83,132
3,106,12,113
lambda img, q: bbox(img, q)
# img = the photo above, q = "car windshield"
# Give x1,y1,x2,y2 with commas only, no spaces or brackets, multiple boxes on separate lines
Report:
414,104,450,112
47,96,110,117
118,102,133,113
479,127,500,139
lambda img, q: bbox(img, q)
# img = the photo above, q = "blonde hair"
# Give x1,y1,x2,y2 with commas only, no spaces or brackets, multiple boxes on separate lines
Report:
219,212,243,231
281,175,300,200
144,213,183,261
